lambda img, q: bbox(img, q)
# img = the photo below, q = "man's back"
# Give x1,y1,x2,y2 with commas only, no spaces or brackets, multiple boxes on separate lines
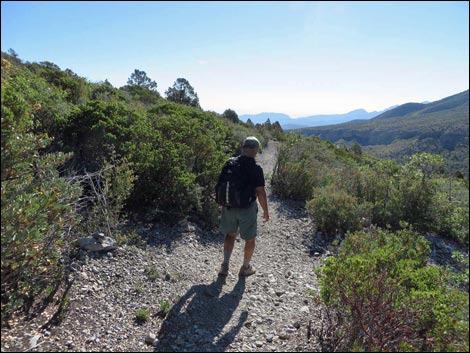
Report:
216,155,264,209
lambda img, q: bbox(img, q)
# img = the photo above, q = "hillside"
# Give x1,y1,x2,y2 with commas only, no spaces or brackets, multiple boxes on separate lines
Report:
296,90,469,175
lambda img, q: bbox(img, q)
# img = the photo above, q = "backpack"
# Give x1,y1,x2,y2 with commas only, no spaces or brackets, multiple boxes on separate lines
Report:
215,156,255,208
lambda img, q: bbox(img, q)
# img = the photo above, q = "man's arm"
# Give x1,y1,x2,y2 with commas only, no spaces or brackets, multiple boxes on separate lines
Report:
256,186,269,222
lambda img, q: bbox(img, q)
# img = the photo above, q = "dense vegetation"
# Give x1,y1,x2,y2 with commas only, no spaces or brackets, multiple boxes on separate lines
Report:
273,133,469,244
1,51,283,322
273,133,469,351
296,90,469,176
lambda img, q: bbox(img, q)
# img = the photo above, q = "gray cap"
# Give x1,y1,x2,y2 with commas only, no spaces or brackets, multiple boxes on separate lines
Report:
242,136,262,152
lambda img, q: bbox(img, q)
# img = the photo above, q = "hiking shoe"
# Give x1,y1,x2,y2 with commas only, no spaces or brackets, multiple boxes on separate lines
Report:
218,263,229,276
239,264,256,277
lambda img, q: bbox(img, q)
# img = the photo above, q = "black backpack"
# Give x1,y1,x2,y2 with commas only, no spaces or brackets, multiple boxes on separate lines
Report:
215,156,255,208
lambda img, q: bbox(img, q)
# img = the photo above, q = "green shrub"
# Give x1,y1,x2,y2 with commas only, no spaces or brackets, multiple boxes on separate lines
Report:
128,102,234,224
2,56,73,146
231,122,263,151
114,229,146,247
144,265,160,281
120,84,161,106
317,227,469,352
307,185,371,235
159,299,171,317
28,63,89,104
134,308,150,322
272,133,364,199
1,59,82,321
63,100,141,172
431,178,469,246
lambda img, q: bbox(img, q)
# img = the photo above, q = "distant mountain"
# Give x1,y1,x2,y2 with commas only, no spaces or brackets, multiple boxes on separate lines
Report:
239,106,397,130
296,90,469,175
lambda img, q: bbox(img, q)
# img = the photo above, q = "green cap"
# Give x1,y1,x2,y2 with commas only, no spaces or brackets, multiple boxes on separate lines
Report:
243,136,262,153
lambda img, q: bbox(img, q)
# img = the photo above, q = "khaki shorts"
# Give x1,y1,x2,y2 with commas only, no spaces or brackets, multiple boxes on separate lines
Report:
219,202,258,240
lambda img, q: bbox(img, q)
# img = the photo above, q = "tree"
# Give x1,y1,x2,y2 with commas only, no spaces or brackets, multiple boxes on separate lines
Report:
165,78,200,108
7,48,19,58
351,143,362,156
271,121,284,140
127,69,158,91
39,61,60,70
222,109,239,123
2,49,21,65
123,69,160,104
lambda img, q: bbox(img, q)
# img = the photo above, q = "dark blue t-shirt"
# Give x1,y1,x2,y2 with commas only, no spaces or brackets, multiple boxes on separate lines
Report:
237,155,265,201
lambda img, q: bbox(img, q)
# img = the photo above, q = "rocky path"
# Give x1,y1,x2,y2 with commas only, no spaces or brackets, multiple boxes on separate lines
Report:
2,141,324,352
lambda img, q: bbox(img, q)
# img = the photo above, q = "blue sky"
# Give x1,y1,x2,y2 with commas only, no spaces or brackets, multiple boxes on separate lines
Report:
2,1,469,117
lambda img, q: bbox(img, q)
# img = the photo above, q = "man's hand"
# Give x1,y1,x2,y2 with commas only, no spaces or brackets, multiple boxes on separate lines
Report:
256,186,269,223
263,212,269,223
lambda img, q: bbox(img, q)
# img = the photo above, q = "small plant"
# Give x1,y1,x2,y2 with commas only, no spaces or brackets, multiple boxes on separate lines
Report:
134,281,144,294
159,299,171,317
134,308,150,323
144,265,160,281
306,289,323,306
173,272,184,281
165,271,184,282
115,230,145,247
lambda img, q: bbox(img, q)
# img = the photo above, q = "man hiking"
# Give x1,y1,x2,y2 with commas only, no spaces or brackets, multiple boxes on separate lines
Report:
216,136,269,277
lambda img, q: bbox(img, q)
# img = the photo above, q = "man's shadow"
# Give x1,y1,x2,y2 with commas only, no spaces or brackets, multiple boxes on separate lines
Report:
154,276,247,352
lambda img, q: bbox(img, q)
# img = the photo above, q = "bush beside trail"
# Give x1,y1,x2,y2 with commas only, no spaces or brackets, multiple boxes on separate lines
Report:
272,132,469,351
317,227,468,352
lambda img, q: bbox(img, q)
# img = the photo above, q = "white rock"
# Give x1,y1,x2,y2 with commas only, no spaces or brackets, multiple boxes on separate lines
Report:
29,335,41,350
145,333,156,345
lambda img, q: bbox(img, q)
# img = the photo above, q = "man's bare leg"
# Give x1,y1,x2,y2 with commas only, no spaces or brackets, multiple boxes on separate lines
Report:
239,239,256,276
224,232,237,261
243,239,255,267
219,232,237,276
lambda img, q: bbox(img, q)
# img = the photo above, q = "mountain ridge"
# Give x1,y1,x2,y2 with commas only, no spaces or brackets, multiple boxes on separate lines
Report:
296,89,469,175
239,105,398,129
